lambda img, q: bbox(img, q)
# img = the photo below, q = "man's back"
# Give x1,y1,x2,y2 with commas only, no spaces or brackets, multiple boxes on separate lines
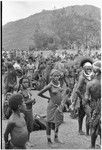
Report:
88,78,101,100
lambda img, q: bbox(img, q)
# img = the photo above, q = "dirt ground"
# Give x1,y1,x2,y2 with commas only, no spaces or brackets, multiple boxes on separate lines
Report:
2,90,100,149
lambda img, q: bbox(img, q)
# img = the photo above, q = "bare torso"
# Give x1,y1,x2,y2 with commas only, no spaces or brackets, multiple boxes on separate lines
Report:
10,113,28,147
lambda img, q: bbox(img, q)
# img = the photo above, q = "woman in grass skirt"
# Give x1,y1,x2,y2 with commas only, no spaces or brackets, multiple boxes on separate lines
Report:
38,69,64,147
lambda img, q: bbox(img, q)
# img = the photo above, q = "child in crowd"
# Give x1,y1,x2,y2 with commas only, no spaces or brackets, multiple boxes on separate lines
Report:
4,94,28,149
4,63,17,94
38,69,64,147
18,75,36,146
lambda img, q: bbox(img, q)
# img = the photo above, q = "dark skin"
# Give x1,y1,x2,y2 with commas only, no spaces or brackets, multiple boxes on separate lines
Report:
70,69,91,135
85,72,101,148
4,122,15,144
4,103,28,149
4,67,17,94
38,84,50,100
38,74,60,100
38,73,63,144
20,78,36,108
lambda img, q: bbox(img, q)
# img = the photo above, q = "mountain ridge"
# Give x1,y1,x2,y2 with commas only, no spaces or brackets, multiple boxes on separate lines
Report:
3,5,101,50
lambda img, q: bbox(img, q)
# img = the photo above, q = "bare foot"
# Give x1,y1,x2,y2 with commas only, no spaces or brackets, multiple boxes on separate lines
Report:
54,138,64,144
26,141,35,148
47,141,59,148
78,130,85,135
86,133,90,136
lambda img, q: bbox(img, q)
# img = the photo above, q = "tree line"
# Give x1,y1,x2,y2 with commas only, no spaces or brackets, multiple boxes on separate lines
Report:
29,8,101,51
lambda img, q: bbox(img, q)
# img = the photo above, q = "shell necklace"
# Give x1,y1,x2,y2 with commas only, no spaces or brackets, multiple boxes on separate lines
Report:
51,81,60,88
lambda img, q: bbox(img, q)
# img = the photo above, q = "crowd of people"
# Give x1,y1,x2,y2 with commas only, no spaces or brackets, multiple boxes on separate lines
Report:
2,48,101,149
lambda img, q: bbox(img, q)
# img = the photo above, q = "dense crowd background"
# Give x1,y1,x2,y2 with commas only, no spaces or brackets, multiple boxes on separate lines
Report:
2,48,101,149
2,48,101,91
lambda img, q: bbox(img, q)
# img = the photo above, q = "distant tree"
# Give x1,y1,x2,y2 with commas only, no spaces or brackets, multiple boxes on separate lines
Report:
33,22,60,50
32,7,101,51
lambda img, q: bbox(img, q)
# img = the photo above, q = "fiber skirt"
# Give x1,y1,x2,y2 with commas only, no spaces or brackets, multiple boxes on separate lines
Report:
47,101,63,128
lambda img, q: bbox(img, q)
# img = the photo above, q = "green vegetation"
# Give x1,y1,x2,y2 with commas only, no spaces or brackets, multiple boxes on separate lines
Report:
3,5,101,51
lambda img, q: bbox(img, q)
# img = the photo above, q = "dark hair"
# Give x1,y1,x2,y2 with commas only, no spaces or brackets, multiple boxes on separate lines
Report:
17,59,21,64
17,75,30,91
16,57,21,63
6,93,12,100
7,63,14,69
9,94,23,111
20,75,30,85
28,56,33,61
93,68,101,76
66,88,71,95
80,57,93,68
2,58,4,63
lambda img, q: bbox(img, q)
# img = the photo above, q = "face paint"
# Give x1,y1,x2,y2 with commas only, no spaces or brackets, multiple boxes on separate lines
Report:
85,68,92,75
84,69,94,81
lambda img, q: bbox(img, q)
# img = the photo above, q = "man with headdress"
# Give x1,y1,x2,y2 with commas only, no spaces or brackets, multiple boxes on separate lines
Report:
85,61,101,148
70,57,93,135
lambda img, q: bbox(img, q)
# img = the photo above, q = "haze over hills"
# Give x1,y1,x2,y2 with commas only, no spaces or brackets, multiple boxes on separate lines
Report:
3,5,101,50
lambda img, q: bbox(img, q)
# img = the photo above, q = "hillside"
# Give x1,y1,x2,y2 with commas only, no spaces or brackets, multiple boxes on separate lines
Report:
2,5,101,50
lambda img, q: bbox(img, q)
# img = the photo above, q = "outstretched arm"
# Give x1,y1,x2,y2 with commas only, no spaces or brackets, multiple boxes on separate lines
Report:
38,83,51,100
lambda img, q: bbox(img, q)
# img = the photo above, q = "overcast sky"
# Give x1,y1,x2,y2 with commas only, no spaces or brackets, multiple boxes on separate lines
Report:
2,0,102,25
